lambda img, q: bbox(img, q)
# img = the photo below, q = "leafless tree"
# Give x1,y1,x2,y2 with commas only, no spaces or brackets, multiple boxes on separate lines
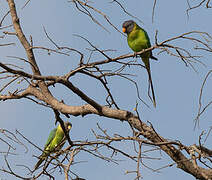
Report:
0,0,212,179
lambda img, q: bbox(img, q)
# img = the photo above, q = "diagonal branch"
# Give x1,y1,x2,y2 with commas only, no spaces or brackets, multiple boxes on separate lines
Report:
7,0,40,76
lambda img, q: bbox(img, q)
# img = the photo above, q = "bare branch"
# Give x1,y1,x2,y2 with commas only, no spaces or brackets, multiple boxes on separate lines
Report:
7,0,41,75
195,70,212,126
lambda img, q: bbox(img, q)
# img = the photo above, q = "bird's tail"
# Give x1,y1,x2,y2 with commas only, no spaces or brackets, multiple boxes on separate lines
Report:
34,156,45,170
142,57,156,108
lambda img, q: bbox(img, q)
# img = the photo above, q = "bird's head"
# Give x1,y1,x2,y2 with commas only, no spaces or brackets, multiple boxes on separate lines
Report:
122,20,135,34
64,121,72,132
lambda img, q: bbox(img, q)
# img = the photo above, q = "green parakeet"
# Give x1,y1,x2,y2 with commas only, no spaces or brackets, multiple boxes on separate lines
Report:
34,121,72,170
122,20,157,107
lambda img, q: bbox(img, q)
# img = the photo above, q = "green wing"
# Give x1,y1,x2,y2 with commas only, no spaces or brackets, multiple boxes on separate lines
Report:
34,128,57,170
46,127,65,152
44,128,57,150
127,24,150,52
142,28,151,48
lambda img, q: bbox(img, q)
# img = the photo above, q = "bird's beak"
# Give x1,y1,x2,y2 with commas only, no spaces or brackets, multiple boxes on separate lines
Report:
122,27,126,33
68,125,71,130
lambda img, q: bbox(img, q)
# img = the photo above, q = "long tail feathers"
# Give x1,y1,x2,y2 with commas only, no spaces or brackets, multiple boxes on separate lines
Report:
34,156,45,171
147,68,156,108
142,57,156,108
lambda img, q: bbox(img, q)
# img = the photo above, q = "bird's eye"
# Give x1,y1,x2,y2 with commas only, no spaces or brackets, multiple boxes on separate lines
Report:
68,125,71,129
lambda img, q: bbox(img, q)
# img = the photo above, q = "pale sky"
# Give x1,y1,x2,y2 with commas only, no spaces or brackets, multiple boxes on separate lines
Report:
0,0,211,179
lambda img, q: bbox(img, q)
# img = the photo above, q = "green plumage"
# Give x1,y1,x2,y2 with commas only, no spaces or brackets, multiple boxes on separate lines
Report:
122,20,157,107
34,122,72,170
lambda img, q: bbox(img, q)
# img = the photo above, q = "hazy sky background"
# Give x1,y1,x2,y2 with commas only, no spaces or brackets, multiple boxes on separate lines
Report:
0,0,212,179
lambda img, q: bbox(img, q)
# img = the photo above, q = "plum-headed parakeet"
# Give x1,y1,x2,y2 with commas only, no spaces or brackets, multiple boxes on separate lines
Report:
34,121,72,170
122,20,157,107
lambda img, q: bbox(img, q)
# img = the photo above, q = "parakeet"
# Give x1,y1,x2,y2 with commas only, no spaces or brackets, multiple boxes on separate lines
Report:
34,121,72,170
122,20,157,107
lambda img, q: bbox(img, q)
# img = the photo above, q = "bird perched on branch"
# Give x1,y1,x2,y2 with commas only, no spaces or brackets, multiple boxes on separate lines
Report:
122,20,157,107
34,121,72,170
